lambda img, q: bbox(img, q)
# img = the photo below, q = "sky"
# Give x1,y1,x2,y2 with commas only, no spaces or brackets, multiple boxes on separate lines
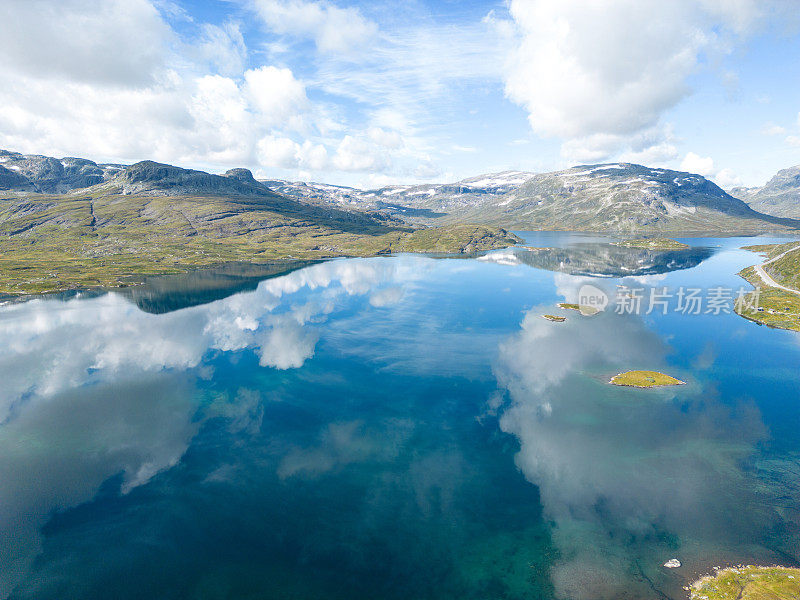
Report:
0,0,799,189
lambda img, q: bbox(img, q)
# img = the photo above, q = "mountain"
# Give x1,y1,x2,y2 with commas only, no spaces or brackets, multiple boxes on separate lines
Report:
0,149,123,193
109,161,275,197
261,171,535,218
262,164,799,233
729,165,800,218
455,163,799,233
0,151,519,295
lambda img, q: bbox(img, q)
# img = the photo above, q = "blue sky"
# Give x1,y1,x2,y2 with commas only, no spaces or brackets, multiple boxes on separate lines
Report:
0,0,799,188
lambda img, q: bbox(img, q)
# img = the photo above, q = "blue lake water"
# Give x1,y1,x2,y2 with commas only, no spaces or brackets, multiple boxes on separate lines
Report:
1,233,800,599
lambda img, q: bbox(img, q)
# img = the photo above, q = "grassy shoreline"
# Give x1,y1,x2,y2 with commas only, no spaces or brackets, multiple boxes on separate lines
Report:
0,189,520,296
735,243,800,332
690,565,800,599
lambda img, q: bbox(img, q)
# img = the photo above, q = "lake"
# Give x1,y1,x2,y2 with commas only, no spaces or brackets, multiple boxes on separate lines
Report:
1,233,799,600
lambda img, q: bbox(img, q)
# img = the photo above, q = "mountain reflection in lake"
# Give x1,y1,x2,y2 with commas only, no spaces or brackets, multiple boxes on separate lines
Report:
478,242,713,277
1,234,799,600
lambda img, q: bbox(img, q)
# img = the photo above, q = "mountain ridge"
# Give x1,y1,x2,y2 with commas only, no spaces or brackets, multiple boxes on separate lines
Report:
729,165,800,218
0,150,520,294
453,162,797,233
2,149,798,235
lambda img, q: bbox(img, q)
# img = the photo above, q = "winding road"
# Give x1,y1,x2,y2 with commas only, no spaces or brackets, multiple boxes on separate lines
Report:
752,243,800,296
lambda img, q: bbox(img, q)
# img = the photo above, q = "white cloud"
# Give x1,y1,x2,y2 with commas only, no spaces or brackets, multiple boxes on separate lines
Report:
0,0,429,182
196,22,248,77
333,135,391,172
787,135,800,147
257,135,303,168
680,151,716,176
680,152,742,188
503,0,769,162
367,127,403,149
0,0,170,86
713,167,743,189
244,66,309,124
251,0,378,54
760,122,787,136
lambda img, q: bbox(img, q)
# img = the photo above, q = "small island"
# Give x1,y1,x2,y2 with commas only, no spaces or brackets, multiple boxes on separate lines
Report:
557,302,600,315
609,370,685,388
542,314,566,322
613,238,690,250
690,566,800,600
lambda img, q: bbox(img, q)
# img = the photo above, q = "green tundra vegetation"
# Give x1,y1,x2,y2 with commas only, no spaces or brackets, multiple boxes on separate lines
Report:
557,302,600,315
557,303,581,310
735,243,800,332
0,185,519,295
690,566,800,600
609,370,685,387
613,237,690,250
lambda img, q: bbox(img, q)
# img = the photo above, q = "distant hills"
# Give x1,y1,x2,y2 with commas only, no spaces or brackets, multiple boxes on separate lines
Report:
0,149,124,193
456,163,798,233
261,170,534,218
730,165,800,218
1,148,798,241
269,162,799,234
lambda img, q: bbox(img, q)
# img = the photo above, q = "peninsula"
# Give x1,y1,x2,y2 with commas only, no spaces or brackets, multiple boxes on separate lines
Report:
736,242,800,331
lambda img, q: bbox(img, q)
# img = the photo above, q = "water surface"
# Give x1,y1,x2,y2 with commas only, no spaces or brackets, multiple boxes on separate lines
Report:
1,233,800,600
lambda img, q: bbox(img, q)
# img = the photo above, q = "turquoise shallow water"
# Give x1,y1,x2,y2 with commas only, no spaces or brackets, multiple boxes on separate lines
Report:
1,233,799,600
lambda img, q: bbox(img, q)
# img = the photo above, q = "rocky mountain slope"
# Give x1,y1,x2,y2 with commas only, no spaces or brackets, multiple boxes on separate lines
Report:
264,164,799,233
262,171,534,217
0,149,124,193
0,153,518,294
730,165,800,218
456,163,799,233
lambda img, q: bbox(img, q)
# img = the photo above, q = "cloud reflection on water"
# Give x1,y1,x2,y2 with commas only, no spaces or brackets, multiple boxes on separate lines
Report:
493,287,769,599
0,256,426,599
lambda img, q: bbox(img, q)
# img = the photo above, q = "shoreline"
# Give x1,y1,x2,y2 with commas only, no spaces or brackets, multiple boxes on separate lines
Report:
689,565,800,599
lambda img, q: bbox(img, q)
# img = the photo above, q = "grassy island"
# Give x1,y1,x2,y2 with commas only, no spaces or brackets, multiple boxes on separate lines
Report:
557,302,600,315
690,566,800,600
613,238,690,250
542,314,566,322
609,370,685,388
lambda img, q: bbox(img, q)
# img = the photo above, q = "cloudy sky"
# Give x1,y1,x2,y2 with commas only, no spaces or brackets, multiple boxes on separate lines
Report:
1,0,799,188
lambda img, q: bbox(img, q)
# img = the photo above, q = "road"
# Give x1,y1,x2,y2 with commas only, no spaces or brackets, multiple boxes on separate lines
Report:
752,243,800,296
